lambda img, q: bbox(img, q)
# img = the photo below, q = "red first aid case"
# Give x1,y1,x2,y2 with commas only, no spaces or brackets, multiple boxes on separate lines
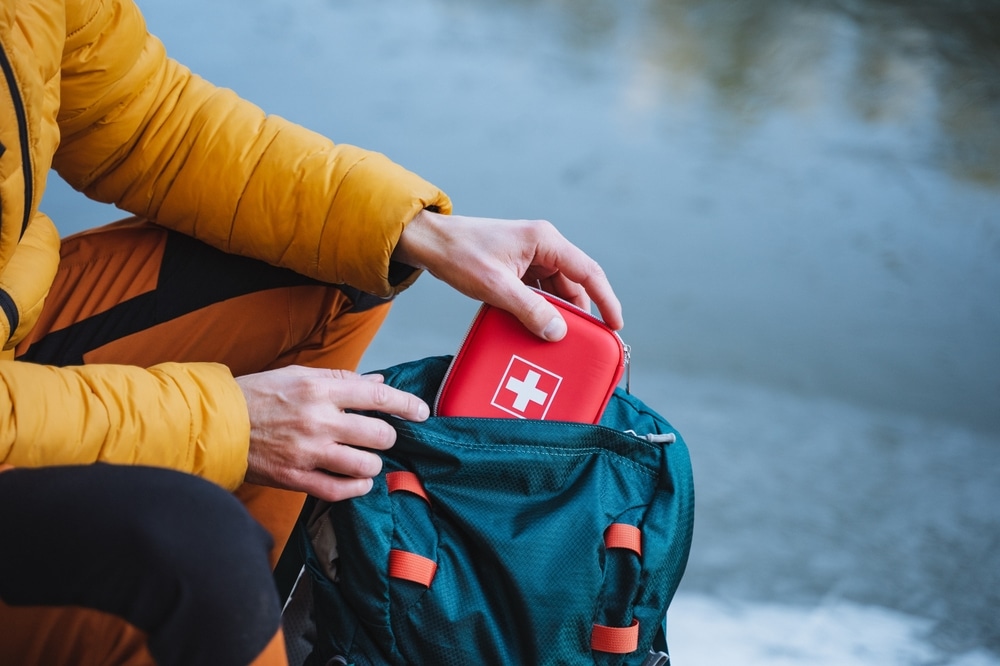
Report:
434,289,629,423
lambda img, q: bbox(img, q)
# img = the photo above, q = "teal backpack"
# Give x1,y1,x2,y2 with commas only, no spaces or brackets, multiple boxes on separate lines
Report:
290,356,694,665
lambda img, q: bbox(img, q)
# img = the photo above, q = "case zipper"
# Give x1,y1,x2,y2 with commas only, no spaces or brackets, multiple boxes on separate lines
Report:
432,305,482,413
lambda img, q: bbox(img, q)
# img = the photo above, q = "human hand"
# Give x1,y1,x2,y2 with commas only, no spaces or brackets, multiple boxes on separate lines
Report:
236,366,429,502
393,210,624,341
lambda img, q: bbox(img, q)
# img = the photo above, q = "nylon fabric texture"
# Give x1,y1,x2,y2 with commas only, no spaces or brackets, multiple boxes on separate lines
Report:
298,355,694,666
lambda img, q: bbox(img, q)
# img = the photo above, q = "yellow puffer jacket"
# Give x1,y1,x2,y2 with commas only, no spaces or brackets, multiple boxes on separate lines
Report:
0,0,451,489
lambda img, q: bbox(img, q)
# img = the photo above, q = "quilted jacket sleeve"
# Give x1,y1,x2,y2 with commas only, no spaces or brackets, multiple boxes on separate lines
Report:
23,0,451,486
0,360,250,490
54,0,452,298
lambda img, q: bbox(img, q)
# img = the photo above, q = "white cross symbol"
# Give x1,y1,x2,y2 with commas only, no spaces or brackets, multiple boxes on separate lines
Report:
505,370,549,412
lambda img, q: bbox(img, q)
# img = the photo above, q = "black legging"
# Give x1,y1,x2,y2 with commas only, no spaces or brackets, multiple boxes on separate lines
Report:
0,463,281,665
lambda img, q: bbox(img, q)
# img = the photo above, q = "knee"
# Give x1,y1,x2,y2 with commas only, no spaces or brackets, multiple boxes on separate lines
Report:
124,468,276,599
120,469,282,665
2,465,283,666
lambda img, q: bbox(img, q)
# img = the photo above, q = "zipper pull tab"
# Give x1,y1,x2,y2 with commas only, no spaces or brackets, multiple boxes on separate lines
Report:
624,344,631,395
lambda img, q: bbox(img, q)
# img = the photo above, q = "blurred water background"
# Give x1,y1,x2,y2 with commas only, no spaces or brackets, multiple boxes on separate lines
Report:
43,0,1000,663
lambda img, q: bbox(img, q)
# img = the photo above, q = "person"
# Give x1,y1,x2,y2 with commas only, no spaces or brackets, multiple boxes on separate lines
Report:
0,1,623,664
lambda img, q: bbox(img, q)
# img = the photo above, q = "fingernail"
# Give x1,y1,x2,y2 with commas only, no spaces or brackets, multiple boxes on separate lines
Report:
417,402,430,420
542,316,567,341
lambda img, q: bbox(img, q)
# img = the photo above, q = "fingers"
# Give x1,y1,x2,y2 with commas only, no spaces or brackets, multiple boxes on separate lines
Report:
282,412,395,502
494,227,622,339
537,271,590,313
328,368,430,421
397,210,623,335
293,472,375,504
240,366,431,500
483,218,623,338
502,283,568,342
533,223,623,331
259,412,394,503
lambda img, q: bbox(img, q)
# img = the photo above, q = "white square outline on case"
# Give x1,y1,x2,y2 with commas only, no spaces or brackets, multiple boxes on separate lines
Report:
490,355,563,420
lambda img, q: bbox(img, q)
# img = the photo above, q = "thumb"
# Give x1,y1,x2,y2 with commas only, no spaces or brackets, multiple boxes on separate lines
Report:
496,283,567,342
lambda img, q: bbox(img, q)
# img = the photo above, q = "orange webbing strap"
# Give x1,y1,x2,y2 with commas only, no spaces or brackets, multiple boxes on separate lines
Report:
591,619,640,654
592,524,643,654
386,473,435,586
388,549,437,587
604,523,642,556
386,471,430,503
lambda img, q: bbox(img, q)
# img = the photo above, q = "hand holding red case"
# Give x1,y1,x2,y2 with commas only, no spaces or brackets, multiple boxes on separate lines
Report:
434,289,628,423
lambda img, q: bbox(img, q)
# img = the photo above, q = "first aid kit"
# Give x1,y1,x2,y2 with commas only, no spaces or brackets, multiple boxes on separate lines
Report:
434,288,629,423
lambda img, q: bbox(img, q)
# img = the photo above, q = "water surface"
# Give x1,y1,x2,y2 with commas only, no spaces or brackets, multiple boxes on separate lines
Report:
43,0,1000,662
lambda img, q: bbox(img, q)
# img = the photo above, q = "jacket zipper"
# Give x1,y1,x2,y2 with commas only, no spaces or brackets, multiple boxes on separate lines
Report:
0,40,34,240
0,289,17,340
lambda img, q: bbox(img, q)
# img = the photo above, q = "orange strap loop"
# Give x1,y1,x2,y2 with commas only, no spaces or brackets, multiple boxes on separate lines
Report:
604,523,642,556
591,619,640,654
388,549,437,587
386,471,430,503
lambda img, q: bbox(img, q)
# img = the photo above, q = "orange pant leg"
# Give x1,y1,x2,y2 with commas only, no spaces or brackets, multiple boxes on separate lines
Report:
17,218,392,564
10,219,398,665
